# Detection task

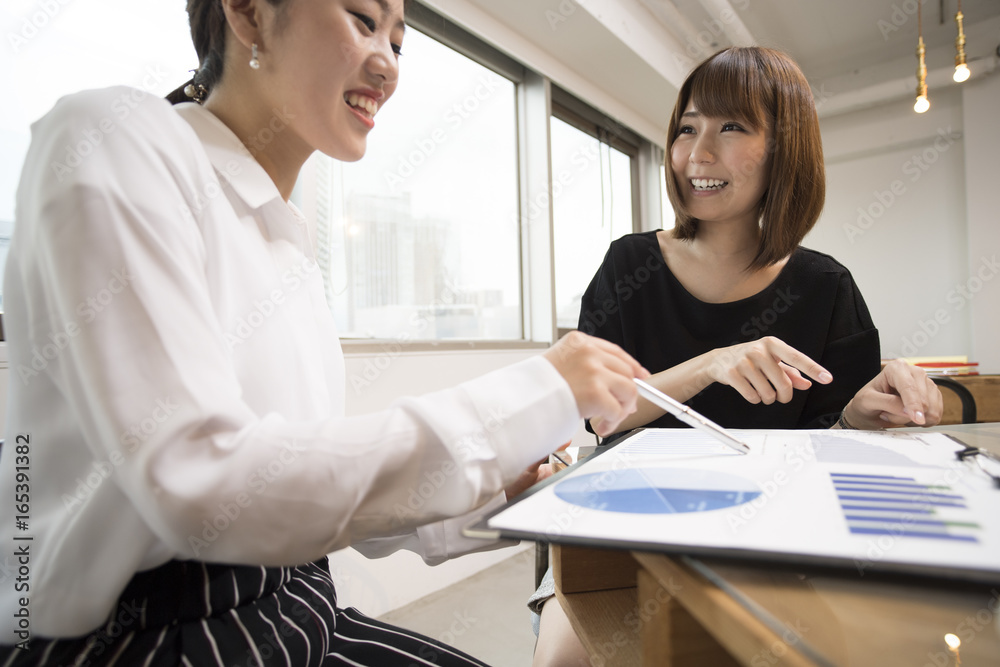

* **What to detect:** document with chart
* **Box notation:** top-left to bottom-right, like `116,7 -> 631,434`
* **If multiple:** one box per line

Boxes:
473,429 -> 1000,582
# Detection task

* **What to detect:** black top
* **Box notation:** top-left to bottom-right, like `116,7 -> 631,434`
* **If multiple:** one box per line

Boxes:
579,231 -> 881,436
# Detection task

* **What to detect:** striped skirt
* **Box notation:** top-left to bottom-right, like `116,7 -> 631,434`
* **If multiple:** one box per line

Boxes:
0,558 -> 490,666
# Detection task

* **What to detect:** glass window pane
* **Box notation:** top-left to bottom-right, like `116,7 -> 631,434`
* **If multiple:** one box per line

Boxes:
552,117 -> 635,330
305,29 -> 521,341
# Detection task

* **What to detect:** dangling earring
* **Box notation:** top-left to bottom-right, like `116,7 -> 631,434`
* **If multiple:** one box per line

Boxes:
249,43 -> 260,70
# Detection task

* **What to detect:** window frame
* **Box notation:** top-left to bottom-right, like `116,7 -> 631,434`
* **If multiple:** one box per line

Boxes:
342,3 -> 665,353
550,88 -> 644,338
339,7 -> 536,352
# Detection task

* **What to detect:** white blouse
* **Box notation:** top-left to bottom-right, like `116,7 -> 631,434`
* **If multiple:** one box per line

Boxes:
0,87 -> 578,639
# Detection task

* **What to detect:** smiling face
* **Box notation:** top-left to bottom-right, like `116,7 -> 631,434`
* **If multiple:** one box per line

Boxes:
258,0 -> 405,162
669,102 -> 771,230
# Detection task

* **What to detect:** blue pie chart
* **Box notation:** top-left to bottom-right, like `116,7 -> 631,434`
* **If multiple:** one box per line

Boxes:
554,468 -> 761,514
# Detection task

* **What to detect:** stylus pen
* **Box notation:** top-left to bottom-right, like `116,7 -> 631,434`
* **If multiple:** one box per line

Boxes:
550,450 -> 572,468
634,378 -> 751,455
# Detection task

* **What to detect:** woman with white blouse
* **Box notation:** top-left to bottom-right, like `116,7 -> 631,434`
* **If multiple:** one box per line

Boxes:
0,0 -> 647,664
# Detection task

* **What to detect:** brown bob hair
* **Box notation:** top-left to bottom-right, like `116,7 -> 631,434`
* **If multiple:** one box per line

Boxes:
664,46 -> 825,270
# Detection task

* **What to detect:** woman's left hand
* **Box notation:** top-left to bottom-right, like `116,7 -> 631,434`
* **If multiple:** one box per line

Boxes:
841,359 -> 943,429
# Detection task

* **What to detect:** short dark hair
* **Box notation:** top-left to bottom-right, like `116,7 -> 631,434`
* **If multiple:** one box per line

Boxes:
664,47 -> 825,270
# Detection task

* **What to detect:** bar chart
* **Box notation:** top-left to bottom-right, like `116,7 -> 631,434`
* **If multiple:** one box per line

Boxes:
831,472 -> 980,543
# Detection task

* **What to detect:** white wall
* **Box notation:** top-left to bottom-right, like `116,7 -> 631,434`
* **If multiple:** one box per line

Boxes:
806,74 -> 1000,372
962,73 -> 1000,374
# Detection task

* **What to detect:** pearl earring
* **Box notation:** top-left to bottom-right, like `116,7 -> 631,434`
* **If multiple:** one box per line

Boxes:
249,43 -> 260,70
183,82 -> 207,103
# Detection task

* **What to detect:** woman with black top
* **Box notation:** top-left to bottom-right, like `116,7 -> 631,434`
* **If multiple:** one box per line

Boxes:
577,233 -> 879,437
531,46 -> 943,666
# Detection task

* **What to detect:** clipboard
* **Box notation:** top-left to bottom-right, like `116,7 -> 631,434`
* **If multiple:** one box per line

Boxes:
464,428 -> 1000,584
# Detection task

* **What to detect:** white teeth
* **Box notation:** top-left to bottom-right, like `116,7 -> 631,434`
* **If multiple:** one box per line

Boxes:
691,178 -> 727,191
345,93 -> 379,117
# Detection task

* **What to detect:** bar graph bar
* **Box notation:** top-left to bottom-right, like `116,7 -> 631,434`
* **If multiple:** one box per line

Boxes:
830,472 -> 980,543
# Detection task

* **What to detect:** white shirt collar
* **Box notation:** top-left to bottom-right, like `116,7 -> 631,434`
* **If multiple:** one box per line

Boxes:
174,102 -> 283,210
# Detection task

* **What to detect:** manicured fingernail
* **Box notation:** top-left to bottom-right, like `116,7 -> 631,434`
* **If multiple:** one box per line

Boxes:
915,410 -> 925,422
818,372 -> 833,383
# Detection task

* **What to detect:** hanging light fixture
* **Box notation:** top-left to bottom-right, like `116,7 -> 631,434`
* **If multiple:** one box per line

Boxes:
953,0 -> 970,82
914,1 -> 930,113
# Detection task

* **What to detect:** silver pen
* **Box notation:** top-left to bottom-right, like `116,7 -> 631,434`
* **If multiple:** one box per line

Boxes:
634,378 -> 751,455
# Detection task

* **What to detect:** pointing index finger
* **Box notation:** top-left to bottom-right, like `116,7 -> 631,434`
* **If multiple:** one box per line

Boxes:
767,339 -> 832,384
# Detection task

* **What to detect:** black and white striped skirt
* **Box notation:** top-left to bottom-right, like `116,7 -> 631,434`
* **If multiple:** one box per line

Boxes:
0,557 -> 490,666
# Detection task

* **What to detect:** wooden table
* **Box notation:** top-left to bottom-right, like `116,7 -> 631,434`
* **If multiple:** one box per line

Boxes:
552,423 -> 1000,666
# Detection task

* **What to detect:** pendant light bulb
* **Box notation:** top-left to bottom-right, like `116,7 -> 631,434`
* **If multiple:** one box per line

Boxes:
953,6 -> 969,83
914,32 -> 929,114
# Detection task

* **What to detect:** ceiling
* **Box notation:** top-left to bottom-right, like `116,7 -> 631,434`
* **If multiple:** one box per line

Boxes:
448,0 -> 1000,140
670,0 -> 1000,80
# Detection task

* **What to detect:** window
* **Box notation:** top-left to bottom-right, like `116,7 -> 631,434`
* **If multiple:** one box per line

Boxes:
296,27 -> 522,341
551,102 -> 640,331
3,1 -> 665,346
